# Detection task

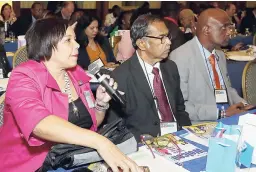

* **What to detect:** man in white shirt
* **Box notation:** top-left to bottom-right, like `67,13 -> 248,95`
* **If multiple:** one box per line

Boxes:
106,14 -> 191,141
104,5 -> 121,27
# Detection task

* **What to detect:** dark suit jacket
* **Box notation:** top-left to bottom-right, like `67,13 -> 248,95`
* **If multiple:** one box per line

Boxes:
56,11 -> 63,19
164,19 -> 186,51
77,37 -> 116,70
10,14 -> 32,36
105,54 -> 191,141
240,12 -> 256,34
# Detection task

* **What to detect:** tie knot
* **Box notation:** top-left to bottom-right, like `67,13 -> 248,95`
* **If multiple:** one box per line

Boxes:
209,54 -> 215,64
152,67 -> 159,75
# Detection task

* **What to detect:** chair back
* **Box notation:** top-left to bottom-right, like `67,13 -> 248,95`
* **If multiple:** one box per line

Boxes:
0,93 -> 5,127
12,46 -> 28,68
242,60 -> 256,104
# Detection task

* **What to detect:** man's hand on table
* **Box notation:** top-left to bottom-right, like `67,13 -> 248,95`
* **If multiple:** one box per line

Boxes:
225,102 -> 254,117
225,102 -> 245,117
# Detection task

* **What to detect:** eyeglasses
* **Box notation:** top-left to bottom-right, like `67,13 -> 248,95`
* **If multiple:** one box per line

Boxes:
144,34 -> 171,44
140,134 -> 183,166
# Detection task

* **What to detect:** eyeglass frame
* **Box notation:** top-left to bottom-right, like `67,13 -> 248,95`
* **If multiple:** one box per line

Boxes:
140,134 -> 183,165
144,33 -> 172,44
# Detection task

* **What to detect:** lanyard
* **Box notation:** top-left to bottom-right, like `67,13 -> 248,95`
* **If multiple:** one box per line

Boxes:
201,45 -> 227,90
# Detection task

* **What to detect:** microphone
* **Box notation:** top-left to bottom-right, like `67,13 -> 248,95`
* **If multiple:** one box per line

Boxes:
88,59 -> 126,107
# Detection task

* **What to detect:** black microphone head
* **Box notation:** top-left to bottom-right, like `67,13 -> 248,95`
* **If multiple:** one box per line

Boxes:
88,58 -> 104,75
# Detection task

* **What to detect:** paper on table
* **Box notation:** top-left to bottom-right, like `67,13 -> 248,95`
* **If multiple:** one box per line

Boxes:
0,78 -> 9,91
181,132 -> 209,147
128,146 -> 189,172
239,113 -> 256,164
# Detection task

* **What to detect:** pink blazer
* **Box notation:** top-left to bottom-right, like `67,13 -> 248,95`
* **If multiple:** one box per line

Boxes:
0,60 -> 98,172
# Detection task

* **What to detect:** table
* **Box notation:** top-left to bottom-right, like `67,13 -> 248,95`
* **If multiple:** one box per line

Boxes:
50,109 -> 256,172
229,35 -> 253,47
4,41 -> 18,52
227,60 -> 248,97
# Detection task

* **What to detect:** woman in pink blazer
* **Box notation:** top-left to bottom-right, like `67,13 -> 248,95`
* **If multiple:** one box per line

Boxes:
0,19 -> 142,172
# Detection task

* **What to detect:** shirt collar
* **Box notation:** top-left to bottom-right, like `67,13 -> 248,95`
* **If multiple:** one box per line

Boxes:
32,16 -> 36,23
136,51 -> 160,74
195,36 -> 216,58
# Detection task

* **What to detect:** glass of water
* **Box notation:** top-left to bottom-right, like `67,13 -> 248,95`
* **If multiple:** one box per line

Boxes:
9,31 -> 15,42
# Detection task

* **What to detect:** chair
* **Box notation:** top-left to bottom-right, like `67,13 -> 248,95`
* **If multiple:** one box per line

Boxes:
113,42 -> 119,58
12,46 -> 28,68
0,93 -> 5,127
253,35 -> 256,46
242,60 -> 256,104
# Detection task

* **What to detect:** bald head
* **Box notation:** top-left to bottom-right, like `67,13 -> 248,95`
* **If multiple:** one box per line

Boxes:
196,9 -> 232,51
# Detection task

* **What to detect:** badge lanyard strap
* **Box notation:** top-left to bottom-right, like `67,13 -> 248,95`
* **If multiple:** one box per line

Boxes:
201,45 -> 230,105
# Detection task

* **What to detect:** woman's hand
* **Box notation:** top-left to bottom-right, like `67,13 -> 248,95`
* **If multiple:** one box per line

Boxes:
97,138 -> 143,172
96,76 -> 117,105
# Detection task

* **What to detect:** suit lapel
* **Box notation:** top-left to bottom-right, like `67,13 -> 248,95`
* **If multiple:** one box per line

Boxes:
130,55 -> 158,116
191,37 -> 213,90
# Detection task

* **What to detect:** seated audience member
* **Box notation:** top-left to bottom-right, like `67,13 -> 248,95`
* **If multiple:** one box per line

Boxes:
56,1 -> 75,20
209,1 -> 220,8
240,8 -> 256,34
42,10 -> 57,19
75,14 -> 117,70
0,41 -> 11,77
10,2 -> 43,36
225,3 -> 245,29
115,10 -> 135,62
0,3 -> 17,25
161,1 -> 186,51
179,9 -> 196,42
0,18 -> 142,172
106,14 -> 191,141
69,10 -> 84,25
104,5 -> 121,27
170,9 -> 253,122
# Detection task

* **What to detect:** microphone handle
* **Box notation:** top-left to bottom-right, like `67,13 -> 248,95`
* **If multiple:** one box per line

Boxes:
100,78 -> 126,107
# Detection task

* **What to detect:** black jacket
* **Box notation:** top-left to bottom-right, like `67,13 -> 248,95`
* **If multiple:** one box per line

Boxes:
105,54 -> 191,141
164,18 -> 186,51
77,37 -> 116,70
10,14 -> 33,36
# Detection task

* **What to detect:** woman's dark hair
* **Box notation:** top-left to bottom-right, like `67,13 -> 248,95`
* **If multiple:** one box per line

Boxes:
1,3 -> 11,20
130,14 -> 163,49
26,18 -> 69,61
75,14 -> 104,47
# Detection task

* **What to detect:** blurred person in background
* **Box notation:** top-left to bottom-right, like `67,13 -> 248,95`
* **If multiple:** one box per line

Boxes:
10,2 -> 43,36
179,9 -> 197,42
75,14 -> 117,70
0,3 -> 16,25
104,5 -> 121,27
161,1 -> 186,51
69,11 -> 84,25
56,1 -> 75,20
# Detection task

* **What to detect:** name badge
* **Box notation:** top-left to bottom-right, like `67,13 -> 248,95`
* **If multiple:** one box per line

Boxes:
160,122 -> 177,136
215,89 -> 228,103
84,91 -> 95,108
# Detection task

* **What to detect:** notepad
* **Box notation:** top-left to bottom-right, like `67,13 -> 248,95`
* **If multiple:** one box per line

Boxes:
128,146 -> 189,172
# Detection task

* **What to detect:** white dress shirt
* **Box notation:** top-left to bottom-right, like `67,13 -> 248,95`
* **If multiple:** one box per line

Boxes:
136,51 -> 176,121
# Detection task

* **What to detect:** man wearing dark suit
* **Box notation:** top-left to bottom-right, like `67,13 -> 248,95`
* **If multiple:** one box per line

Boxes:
10,2 -> 43,36
160,1 -> 186,51
56,1 -> 75,20
106,14 -> 191,141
